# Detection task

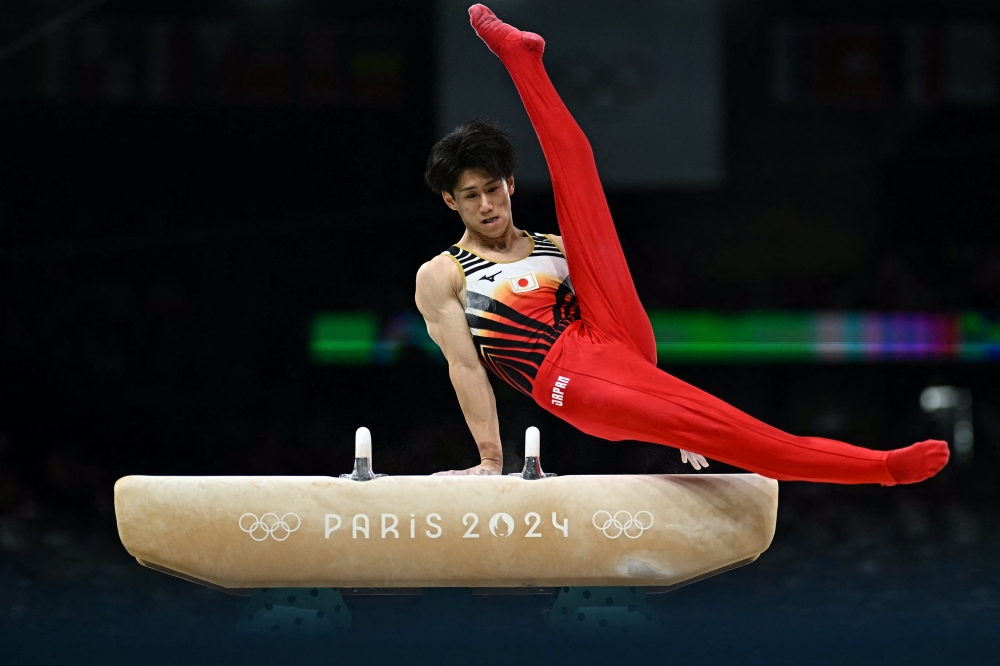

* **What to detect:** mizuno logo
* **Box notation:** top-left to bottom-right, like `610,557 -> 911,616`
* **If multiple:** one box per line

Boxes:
479,270 -> 502,282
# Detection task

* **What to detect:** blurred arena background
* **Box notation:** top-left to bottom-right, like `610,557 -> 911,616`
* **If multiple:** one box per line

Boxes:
0,0 -> 998,661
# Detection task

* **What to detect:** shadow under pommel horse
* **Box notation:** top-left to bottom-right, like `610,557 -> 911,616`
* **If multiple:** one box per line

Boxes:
114,427 -> 778,635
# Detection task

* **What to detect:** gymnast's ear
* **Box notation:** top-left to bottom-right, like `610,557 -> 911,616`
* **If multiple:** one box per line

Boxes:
441,189 -> 459,211
506,175 -> 515,196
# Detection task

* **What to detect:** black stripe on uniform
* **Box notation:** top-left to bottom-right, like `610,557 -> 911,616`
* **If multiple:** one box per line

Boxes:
465,291 -> 558,338
466,314 -> 558,344
449,246 -> 497,277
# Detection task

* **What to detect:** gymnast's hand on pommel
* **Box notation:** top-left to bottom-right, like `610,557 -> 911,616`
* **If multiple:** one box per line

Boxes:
680,449 -> 709,471
416,255 -> 504,476
431,457 -> 502,476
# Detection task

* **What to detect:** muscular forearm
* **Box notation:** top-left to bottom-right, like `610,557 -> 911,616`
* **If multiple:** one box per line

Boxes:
448,361 -> 503,467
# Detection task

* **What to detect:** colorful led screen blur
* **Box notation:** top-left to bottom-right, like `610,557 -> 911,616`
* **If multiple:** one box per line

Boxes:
310,311 -> 1000,365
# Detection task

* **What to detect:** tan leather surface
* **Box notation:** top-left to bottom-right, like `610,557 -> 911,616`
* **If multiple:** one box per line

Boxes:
114,474 -> 778,589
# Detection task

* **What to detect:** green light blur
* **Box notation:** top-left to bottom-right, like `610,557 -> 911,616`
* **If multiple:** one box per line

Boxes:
960,312 -> 1000,361
310,312 -> 379,365
648,311 -> 815,361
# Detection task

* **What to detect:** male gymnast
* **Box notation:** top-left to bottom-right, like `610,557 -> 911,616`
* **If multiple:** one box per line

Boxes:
415,4 -> 949,484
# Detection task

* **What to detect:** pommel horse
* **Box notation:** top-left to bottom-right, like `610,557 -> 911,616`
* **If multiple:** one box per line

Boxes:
115,428 -> 778,633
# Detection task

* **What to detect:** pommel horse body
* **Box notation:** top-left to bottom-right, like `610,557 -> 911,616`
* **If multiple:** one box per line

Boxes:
114,428 -> 778,599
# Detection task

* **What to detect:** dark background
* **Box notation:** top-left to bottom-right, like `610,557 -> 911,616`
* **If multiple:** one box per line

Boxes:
1,0 -> 998,662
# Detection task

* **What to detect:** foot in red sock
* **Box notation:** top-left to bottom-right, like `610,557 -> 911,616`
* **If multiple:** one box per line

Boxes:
469,4 -> 545,59
886,439 -> 950,484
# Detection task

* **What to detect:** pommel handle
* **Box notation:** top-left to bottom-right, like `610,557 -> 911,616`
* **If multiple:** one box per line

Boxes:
355,427 -> 372,461
525,426 -> 540,458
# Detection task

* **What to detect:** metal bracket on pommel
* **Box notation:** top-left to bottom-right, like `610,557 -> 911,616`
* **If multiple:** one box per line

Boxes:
339,427 -> 386,482
510,426 -> 556,480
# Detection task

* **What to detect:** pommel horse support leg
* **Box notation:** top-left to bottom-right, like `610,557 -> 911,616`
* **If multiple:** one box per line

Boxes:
115,427 -> 778,635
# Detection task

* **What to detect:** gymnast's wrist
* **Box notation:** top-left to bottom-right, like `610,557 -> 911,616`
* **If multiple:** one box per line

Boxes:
479,455 -> 502,470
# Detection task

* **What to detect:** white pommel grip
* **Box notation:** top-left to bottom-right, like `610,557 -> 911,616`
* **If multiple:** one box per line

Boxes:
525,426 -> 540,458
355,427 -> 372,461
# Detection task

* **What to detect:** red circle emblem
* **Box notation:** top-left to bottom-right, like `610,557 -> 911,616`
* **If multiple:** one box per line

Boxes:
517,278 -> 529,288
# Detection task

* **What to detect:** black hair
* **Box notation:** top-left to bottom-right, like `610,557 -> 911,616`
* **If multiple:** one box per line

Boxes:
424,119 -> 517,195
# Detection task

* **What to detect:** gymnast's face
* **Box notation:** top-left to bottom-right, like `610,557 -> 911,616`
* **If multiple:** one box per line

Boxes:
441,168 -> 515,238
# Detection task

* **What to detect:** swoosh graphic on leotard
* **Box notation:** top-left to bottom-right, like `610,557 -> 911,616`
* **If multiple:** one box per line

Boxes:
460,279 -> 580,395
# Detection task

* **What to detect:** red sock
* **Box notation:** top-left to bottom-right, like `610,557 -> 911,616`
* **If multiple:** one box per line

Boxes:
469,4 -> 546,60
886,440 -> 950,484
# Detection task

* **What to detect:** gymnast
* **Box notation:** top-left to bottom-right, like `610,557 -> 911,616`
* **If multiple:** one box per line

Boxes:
415,4 -> 949,484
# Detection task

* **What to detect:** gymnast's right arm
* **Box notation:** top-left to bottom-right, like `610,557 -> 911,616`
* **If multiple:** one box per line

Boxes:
415,256 -> 503,476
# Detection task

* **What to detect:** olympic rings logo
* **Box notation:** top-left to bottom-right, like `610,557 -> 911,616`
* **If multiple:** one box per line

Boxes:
591,510 -> 654,539
239,512 -> 301,542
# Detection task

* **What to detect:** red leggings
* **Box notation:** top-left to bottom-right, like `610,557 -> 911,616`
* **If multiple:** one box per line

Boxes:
470,5 -> 946,484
